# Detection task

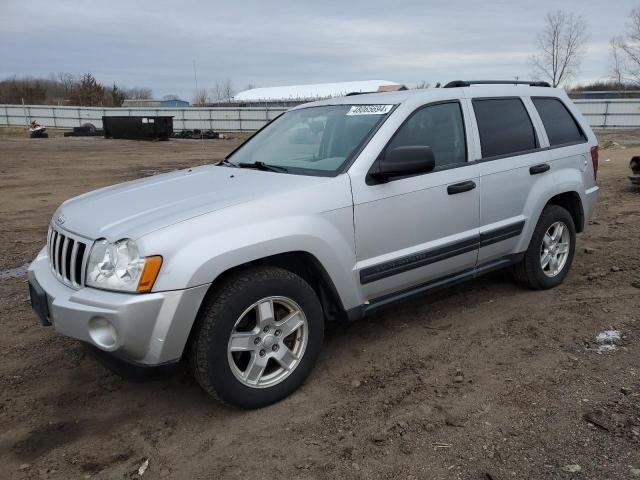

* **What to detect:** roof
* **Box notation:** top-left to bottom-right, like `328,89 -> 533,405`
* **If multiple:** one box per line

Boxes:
234,80 -> 402,101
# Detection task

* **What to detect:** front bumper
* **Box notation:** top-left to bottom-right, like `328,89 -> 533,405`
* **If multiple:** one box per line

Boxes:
28,248 -> 209,365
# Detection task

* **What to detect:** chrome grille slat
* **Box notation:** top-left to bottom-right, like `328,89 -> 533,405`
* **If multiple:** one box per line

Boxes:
52,231 -> 60,274
79,244 -> 88,287
69,241 -> 79,286
47,227 -> 53,266
60,236 -> 69,280
57,234 -> 65,277
47,224 -> 90,289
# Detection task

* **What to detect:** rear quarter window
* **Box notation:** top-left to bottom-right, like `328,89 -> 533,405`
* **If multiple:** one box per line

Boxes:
532,97 -> 586,147
472,98 -> 538,158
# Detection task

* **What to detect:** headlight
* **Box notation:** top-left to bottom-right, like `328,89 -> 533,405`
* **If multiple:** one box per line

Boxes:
86,239 -> 162,293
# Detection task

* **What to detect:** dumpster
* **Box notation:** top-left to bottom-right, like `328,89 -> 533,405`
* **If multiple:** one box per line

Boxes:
102,116 -> 173,140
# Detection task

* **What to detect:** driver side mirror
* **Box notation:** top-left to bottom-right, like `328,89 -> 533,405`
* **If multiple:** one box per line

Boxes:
371,146 -> 436,182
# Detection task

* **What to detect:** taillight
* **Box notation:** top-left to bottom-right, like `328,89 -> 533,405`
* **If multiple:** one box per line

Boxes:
590,145 -> 599,181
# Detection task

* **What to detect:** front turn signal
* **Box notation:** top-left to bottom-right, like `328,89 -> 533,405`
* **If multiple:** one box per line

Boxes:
137,256 -> 163,293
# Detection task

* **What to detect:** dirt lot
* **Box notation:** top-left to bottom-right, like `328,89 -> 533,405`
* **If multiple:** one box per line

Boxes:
1,130 -> 639,480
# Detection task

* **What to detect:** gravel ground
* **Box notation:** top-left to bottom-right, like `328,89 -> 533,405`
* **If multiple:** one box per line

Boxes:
0,130 -> 639,480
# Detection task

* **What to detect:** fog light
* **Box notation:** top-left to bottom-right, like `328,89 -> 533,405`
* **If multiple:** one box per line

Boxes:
88,317 -> 118,349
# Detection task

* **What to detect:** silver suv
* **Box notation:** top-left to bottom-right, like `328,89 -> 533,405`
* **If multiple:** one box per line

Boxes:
28,80 -> 599,408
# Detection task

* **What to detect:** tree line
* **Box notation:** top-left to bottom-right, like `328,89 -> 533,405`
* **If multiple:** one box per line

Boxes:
0,72 -> 156,106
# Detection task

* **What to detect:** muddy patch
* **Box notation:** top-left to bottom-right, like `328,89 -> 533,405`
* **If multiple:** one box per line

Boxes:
10,421 -> 84,461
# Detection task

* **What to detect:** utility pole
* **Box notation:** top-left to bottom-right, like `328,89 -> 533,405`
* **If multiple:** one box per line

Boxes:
193,60 -> 199,98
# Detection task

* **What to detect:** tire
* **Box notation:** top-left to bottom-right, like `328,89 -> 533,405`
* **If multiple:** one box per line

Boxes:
190,266 -> 324,408
512,205 -> 576,290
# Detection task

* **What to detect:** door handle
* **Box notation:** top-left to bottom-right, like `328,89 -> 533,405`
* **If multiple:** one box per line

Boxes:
529,163 -> 550,175
447,180 -> 476,195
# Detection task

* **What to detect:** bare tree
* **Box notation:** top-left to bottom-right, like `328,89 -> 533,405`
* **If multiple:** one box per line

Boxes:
413,81 -> 431,89
192,88 -> 209,106
162,94 -> 180,101
614,8 -> 640,85
206,79 -> 235,103
610,37 -> 626,87
209,83 -> 223,103
531,11 -> 588,87
220,78 -> 235,102
123,86 -> 153,100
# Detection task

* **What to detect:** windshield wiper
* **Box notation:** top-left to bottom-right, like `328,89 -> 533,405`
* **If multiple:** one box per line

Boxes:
237,161 -> 288,173
217,159 -> 238,168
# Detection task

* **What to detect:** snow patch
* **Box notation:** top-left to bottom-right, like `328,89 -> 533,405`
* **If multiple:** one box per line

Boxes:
0,263 -> 30,280
595,330 -> 621,353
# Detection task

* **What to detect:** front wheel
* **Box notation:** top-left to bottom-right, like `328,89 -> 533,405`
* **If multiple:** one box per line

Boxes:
190,267 -> 324,408
512,205 -> 576,290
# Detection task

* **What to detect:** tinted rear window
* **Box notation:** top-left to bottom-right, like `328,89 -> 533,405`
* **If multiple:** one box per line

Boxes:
473,98 -> 537,158
532,97 -> 586,146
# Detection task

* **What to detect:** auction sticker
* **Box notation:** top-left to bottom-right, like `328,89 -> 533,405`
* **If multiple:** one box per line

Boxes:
346,105 -> 393,115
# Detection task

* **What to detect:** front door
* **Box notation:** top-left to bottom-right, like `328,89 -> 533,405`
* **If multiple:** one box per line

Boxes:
350,101 -> 481,301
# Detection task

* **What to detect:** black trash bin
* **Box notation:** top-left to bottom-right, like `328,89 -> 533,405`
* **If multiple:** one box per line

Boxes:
102,116 -> 173,140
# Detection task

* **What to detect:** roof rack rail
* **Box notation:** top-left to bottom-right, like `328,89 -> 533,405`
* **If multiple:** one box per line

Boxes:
345,91 -> 375,96
443,80 -> 551,88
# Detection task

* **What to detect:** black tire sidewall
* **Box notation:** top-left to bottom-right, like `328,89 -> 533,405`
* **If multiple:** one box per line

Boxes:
526,206 -> 576,289
202,272 -> 324,408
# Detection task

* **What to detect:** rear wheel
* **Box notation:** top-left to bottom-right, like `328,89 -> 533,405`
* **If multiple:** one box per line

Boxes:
512,205 -> 576,290
190,266 -> 324,408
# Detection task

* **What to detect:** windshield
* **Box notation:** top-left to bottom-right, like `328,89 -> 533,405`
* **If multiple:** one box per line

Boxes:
227,104 -> 394,175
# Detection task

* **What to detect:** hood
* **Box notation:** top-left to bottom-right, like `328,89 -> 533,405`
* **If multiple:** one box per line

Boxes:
54,165 -> 328,240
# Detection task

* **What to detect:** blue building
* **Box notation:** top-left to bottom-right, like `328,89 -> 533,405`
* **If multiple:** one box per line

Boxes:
122,99 -> 190,108
160,99 -> 190,107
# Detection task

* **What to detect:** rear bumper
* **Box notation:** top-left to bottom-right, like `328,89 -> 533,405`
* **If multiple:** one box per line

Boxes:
28,248 -> 209,365
584,185 -> 599,222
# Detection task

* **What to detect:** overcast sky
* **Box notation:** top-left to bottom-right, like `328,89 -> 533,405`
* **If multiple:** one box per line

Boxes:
1,0 -> 637,100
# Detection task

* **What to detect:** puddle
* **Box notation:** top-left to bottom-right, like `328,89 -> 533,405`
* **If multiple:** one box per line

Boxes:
595,330 -> 621,353
0,263 -> 30,280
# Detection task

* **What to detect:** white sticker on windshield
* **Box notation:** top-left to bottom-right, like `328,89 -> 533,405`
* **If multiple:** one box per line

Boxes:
346,105 -> 393,115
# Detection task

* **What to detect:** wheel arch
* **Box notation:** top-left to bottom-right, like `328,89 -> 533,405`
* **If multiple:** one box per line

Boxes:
203,251 -> 348,322
544,190 -> 584,233
517,187 -> 585,254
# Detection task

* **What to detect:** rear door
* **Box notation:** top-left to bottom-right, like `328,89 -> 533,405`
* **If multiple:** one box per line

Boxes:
530,96 -> 590,188
470,97 -> 552,265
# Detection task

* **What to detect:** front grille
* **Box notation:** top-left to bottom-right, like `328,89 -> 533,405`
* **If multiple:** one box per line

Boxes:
47,225 -> 89,288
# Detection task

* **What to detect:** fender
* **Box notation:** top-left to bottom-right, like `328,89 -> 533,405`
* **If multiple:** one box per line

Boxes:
137,174 -> 363,311
516,170 -> 585,253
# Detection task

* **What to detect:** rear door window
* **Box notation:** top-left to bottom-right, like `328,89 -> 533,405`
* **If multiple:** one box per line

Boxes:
472,98 -> 538,158
532,97 -> 586,146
